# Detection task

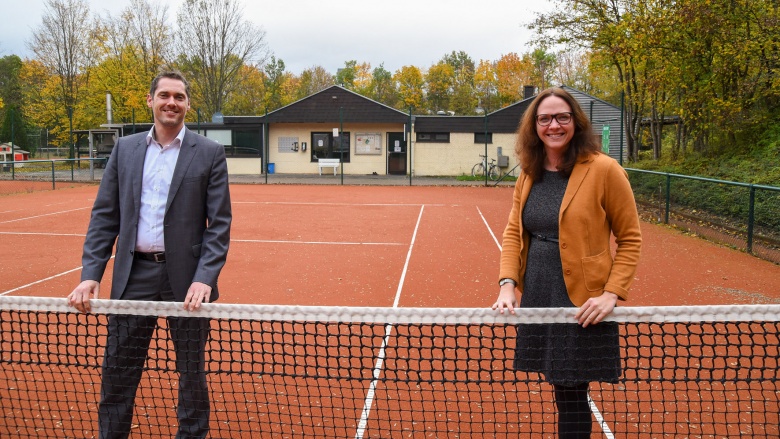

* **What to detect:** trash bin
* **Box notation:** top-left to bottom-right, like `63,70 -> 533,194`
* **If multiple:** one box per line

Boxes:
267,163 -> 275,174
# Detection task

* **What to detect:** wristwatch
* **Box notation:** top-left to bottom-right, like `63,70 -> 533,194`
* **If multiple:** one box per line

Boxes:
498,278 -> 516,287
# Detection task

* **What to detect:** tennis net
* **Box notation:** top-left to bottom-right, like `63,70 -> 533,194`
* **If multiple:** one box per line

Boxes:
1,296 -> 778,438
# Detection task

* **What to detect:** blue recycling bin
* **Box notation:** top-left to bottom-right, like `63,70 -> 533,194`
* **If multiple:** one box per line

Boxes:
267,163 -> 275,174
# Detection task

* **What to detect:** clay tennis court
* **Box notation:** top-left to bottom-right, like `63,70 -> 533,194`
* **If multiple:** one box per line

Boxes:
2,183 -> 779,305
1,183 -> 779,437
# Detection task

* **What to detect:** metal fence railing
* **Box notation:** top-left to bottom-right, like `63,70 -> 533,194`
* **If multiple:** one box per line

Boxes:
627,168 -> 780,264
0,159 -> 106,195
2,160 -> 777,264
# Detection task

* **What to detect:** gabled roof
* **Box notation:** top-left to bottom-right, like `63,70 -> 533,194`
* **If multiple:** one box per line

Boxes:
0,143 -> 30,154
413,86 -> 621,134
414,99 -> 531,133
412,115 -> 486,132
263,85 -> 408,124
483,99 -> 533,132
560,85 -> 620,110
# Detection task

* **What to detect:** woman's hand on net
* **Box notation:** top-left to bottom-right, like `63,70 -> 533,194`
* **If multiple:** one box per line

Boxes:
491,286 -> 518,315
575,291 -> 618,327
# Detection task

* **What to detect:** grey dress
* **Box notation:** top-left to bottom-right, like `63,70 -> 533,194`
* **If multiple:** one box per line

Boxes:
513,170 -> 620,386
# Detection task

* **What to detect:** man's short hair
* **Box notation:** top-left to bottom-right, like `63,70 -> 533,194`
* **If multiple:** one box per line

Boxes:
150,70 -> 191,98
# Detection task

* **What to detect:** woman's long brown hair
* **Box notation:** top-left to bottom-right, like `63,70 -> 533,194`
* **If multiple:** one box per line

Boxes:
515,87 -> 601,181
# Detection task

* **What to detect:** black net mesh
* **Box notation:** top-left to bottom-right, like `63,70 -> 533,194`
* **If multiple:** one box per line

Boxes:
1,297 -> 778,438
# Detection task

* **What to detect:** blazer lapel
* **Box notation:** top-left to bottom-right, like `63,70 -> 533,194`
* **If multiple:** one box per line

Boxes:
131,136 -> 147,215
560,156 -> 593,218
166,129 -> 197,212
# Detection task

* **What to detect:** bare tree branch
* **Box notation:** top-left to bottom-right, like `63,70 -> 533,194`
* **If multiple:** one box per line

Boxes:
175,0 -> 269,116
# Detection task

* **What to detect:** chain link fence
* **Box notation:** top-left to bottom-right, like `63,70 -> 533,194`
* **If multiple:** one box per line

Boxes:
627,168 -> 780,264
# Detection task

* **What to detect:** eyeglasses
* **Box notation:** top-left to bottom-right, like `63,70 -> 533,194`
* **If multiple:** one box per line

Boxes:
536,112 -> 573,126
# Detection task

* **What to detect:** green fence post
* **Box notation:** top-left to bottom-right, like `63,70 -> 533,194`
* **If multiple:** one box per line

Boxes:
50,160 -> 55,190
409,106 -> 413,186
747,185 -> 755,254
484,113 -> 489,187
665,173 -> 671,224
10,108 -> 15,180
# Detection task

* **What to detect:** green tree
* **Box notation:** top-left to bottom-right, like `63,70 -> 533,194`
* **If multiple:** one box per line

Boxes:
353,62 -> 373,97
531,0 -> 780,161
393,65 -> 423,110
425,62 -> 453,113
0,106 -> 30,152
441,51 -> 476,115
0,55 -> 24,108
495,52 -> 533,107
370,64 -> 397,107
175,0 -> 269,118
263,56 -> 287,111
530,47 -> 557,90
223,64 -> 266,115
336,60 -> 357,89
296,65 -> 335,100
474,60 -> 497,113
20,60 -> 65,145
0,55 -> 30,151
531,1 -> 649,161
29,0 -> 97,152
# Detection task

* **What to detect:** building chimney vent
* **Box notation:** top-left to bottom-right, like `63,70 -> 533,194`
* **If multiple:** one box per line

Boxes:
523,85 -> 536,100
106,91 -> 113,124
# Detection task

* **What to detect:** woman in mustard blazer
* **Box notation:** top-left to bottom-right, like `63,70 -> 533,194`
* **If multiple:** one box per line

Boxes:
492,87 -> 641,438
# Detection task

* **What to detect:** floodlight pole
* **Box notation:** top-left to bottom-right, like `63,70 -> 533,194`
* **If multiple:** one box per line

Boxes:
409,106 -> 413,186
8,108 -> 16,179
484,112 -> 489,186
68,106 -> 74,181
264,107 -> 269,184
620,91 -> 625,166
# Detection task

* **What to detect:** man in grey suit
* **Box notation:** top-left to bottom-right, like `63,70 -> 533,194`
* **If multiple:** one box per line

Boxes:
68,70 -> 232,439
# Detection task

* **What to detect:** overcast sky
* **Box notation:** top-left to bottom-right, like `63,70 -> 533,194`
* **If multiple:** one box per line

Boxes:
1,0 -> 555,75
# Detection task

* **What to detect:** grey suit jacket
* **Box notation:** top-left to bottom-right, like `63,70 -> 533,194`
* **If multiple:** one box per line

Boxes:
80,128 -> 232,302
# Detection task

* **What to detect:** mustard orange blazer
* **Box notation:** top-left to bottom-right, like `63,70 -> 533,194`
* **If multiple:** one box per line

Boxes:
499,153 -> 642,306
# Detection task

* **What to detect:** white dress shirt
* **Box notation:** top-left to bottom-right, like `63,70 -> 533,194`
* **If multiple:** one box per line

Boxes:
135,127 -> 185,252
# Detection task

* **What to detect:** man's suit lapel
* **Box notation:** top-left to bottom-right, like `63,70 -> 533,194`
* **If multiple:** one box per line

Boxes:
166,128 -> 197,212
130,136 -> 147,215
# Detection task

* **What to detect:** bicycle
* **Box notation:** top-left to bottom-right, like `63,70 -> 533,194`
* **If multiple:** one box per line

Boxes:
471,154 -> 500,180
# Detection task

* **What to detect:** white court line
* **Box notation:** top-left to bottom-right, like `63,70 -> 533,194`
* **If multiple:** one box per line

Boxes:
0,231 -> 86,237
0,237 -> 399,298
232,239 -> 403,246
477,206 -> 502,251
0,255 -> 114,297
479,207 -> 615,437
355,205 -> 425,439
589,394 -> 614,438
0,206 -> 91,224
233,201 -> 446,207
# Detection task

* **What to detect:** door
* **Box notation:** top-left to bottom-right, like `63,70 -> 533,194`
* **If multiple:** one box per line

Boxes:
387,132 -> 406,175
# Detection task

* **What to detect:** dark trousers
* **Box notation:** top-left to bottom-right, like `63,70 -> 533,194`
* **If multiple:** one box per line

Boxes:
98,259 -> 211,439
553,383 -> 592,439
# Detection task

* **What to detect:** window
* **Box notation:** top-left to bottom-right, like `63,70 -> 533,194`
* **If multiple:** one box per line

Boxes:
416,132 -> 450,143
474,132 -> 493,144
228,129 -> 262,157
311,132 -> 351,162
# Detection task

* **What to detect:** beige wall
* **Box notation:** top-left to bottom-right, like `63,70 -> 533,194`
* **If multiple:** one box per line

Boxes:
226,123 -> 520,177
226,158 -> 262,175
267,123 -> 404,175
411,132 -> 519,177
